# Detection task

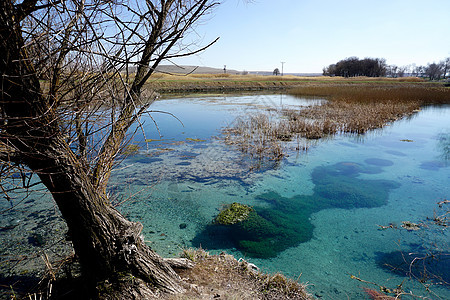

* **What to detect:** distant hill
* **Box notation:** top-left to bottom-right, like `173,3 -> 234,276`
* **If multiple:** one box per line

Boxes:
152,65 -> 321,77
247,71 -> 322,77
154,65 -> 241,75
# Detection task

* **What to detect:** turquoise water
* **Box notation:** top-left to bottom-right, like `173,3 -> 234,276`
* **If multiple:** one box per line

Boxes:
0,93 -> 447,298
111,94 -> 450,299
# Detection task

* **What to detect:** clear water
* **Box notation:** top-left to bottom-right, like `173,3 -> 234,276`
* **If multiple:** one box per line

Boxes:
111,94 -> 450,299
1,93 -> 448,299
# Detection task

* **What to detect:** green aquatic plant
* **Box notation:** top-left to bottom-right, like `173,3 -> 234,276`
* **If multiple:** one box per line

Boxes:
234,210 -> 279,239
203,161 -> 400,258
215,202 -> 253,225
308,162 -> 399,209
235,207 -> 314,258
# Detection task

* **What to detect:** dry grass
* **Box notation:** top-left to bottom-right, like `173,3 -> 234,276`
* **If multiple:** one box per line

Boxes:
223,82 -> 450,162
147,73 -> 427,83
165,249 -> 312,300
289,83 -> 449,104
223,114 -> 288,165
288,83 -> 449,134
140,72 -> 438,94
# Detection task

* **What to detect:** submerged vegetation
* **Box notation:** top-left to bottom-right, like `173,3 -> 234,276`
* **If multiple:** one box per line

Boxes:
371,200 -> 450,296
215,203 -> 253,225
223,82 -> 450,163
194,161 -> 400,258
3,74 -> 448,298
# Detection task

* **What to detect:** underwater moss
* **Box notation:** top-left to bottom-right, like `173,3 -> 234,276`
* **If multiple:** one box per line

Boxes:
215,202 -> 253,225
239,239 -> 279,258
311,162 -> 400,209
234,210 -> 279,239
223,204 -> 315,258
195,161 -> 400,259
233,211 -> 309,258
420,160 -> 447,171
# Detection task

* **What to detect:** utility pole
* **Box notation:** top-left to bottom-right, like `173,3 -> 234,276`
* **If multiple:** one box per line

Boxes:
281,61 -> 285,76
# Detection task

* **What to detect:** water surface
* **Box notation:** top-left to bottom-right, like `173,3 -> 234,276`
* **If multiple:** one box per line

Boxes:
1,93 -> 448,299
112,94 -> 450,299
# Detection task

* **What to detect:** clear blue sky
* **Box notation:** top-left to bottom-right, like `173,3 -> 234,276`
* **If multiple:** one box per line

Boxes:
173,0 -> 450,73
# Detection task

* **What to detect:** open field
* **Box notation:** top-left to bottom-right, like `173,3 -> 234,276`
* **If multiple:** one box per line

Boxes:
145,73 -> 436,94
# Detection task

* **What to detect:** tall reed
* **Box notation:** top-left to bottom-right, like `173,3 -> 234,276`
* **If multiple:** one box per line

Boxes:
223,83 -> 450,163
289,83 -> 450,104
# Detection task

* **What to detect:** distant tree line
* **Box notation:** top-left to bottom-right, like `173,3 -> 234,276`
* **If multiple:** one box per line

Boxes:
323,57 -> 450,80
323,57 -> 387,77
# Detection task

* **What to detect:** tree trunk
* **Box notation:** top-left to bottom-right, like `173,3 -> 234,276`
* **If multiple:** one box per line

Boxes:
1,2 -> 184,297
26,139 -> 185,297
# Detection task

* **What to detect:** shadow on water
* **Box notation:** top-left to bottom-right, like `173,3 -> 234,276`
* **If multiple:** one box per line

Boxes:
192,160 -> 400,258
375,249 -> 450,288
0,274 -> 90,299
0,275 -> 41,298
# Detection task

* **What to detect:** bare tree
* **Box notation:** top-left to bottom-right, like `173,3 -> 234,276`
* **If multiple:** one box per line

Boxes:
1,0 -> 218,298
441,57 -> 450,79
396,66 -> 408,78
425,62 -> 444,80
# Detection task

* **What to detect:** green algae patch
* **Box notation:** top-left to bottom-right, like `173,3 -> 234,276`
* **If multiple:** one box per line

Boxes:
311,162 -> 400,209
234,207 -> 314,258
194,161 -> 400,259
215,202 -> 253,225
213,203 -> 314,258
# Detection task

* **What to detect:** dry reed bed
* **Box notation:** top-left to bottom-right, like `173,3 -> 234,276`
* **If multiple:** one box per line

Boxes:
223,114 -> 285,163
223,83 -> 450,163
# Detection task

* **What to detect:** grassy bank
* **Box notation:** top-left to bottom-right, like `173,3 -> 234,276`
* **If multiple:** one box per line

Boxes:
145,73 -> 434,94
